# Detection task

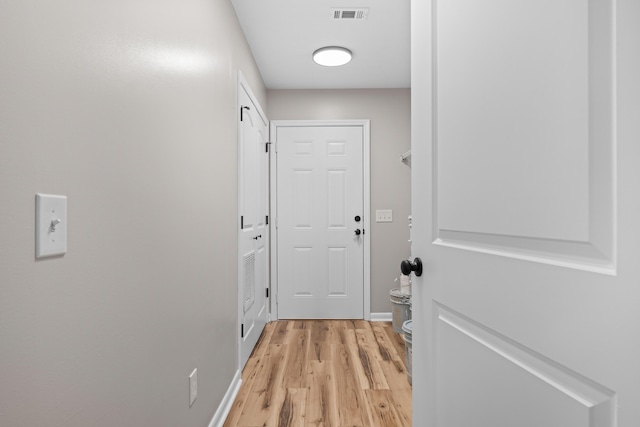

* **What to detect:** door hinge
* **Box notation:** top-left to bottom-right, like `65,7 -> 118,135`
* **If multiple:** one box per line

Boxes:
266,288 -> 269,298
240,105 -> 250,121
266,215 -> 269,225
241,323 -> 244,338
240,215 -> 244,229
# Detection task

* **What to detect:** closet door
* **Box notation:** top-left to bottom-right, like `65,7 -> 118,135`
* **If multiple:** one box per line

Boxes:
238,74 -> 269,369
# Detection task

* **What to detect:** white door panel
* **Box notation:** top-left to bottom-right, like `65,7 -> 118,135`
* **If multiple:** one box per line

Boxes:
274,123 -> 367,319
411,0 -> 639,426
238,74 -> 269,369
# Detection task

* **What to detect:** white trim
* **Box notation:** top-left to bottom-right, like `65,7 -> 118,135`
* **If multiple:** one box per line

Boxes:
236,72 -> 243,377
270,120 -> 372,321
238,71 -> 268,126
363,122 -> 371,320
207,370 -> 242,427
269,121 -> 278,320
370,312 -> 393,322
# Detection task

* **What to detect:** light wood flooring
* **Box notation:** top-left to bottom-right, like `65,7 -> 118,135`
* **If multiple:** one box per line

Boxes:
223,320 -> 412,427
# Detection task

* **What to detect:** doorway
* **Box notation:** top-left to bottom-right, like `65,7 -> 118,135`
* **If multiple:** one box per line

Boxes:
237,72 -> 270,369
270,120 -> 371,319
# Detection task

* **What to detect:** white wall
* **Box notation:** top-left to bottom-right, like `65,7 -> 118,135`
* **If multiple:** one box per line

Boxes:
267,89 -> 412,314
0,0 -> 265,425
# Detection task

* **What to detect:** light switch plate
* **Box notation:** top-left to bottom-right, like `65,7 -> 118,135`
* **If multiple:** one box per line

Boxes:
36,194 -> 67,258
375,209 -> 393,223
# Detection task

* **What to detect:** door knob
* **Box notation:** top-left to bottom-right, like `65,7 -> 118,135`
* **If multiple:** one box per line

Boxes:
401,257 -> 423,277
252,234 -> 262,240
354,229 -> 361,236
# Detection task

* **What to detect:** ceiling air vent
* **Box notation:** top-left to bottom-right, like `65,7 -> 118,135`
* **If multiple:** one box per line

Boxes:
331,8 -> 369,20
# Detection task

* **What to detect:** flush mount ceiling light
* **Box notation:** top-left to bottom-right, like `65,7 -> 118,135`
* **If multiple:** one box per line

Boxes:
312,46 -> 352,67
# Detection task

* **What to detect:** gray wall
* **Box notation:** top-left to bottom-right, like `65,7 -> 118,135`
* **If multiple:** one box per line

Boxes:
0,0 -> 265,425
267,89 -> 412,314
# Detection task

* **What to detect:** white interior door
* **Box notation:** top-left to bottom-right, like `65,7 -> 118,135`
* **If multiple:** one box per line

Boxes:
238,74 -> 269,369
273,121 -> 369,319
411,0 -> 640,426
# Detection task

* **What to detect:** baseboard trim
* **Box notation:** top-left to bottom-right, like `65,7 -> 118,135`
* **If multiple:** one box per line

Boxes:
370,312 -> 392,322
208,369 -> 242,427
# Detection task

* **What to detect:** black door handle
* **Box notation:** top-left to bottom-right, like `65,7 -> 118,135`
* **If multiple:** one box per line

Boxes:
252,234 -> 262,240
401,257 -> 423,277
354,229 -> 361,236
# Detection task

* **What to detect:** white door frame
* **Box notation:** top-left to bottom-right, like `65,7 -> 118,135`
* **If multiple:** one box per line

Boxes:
270,120 -> 371,320
236,70 -> 270,370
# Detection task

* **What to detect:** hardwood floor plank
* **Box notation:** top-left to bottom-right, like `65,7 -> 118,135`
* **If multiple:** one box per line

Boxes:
308,320 -> 343,361
241,352 -> 261,383
327,320 -> 347,345
364,389 -> 407,427
250,321 -> 276,359
310,320 -> 343,345
344,319 -> 369,329
387,387 -> 413,427
270,320 -> 293,345
237,344 -> 289,427
282,329 -> 311,388
274,388 -> 307,427
309,340 -> 333,361
224,342 -> 272,427
384,321 -> 407,362
222,357 -> 257,427
378,359 -> 411,392
292,320 -> 307,329
341,329 -> 367,389
332,343 -> 368,426
304,360 -> 339,427
343,329 -> 389,390
354,329 -> 390,390
371,322 -> 402,363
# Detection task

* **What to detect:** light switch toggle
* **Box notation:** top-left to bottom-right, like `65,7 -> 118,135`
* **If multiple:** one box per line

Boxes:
50,219 -> 62,232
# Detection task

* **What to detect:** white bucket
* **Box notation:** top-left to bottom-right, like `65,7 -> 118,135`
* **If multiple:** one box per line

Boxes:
402,319 -> 413,385
390,288 -> 411,333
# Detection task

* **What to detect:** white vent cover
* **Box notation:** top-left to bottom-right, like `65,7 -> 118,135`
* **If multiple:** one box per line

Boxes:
242,252 -> 255,314
331,8 -> 369,20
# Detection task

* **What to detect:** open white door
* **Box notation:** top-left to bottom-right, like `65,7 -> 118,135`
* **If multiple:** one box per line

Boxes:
238,73 -> 269,369
411,0 -> 640,426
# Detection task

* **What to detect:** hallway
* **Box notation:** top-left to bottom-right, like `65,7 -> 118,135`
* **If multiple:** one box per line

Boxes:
224,320 -> 412,427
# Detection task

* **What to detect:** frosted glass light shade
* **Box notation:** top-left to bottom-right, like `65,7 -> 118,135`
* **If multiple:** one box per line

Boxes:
312,46 -> 352,67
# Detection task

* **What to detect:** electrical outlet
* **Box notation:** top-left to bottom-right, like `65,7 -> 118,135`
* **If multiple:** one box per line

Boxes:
189,369 -> 197,407
375,209 -> 393,223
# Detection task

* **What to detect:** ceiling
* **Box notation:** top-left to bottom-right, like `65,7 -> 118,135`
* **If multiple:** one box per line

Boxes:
231,0 -> 411,90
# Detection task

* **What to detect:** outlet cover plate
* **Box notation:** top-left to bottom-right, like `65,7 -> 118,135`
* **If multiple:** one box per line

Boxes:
189,368 -> 197,407
36,194 -> 67,258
